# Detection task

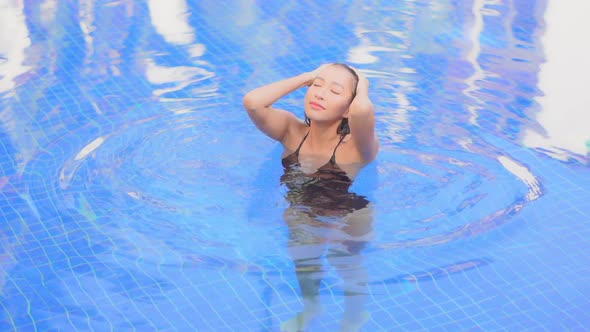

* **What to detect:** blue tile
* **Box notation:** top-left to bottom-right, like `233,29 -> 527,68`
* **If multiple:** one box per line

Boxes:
1,0 -> 590,331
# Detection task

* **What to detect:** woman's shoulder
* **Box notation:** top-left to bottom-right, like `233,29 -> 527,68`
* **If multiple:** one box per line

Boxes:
282,121 -> 308,152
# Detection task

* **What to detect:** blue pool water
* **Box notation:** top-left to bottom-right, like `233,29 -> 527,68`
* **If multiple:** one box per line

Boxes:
1,0 -> 590,331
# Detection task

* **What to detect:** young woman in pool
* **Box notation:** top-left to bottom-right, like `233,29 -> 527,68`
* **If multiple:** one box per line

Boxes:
243,63 -> 379,181
244,63 -> 379,332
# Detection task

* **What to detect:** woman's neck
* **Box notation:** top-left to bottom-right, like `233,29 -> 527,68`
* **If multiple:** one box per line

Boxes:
307,122 -> 342,150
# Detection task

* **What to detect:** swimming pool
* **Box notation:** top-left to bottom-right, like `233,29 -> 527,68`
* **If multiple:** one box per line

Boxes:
1,0 -> 590,331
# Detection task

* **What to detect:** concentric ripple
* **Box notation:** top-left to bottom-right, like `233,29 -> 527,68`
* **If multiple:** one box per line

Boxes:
53,102 -> 543,269
372,143 -> 542,250
56,104 -> 275,267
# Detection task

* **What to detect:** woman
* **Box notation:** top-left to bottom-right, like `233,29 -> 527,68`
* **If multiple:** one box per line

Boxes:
243,63 -> 379,332
243,63 -> 378,178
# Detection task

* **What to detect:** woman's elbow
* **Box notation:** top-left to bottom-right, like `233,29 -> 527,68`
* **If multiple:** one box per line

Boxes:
243,92 -> 269,114
243,93 -> 256,112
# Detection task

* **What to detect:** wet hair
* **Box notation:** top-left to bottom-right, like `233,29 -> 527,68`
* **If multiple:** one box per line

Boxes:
332,63 -> 359,101
304,63 -> 359,136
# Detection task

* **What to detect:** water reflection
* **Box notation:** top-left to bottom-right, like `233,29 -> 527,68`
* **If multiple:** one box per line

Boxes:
145,0 -> 216,99
523,0 -> 590,162
78,0 -> 134,81
0,0 -> 51,174
0,1 -> 31,96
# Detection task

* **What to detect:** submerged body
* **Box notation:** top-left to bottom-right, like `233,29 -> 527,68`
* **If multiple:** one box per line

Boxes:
281,130 -> 370,216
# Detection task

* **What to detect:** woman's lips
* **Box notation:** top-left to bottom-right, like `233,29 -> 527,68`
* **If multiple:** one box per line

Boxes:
309,102 -> 325,110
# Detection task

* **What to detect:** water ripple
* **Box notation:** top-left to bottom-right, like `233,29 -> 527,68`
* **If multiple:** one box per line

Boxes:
373,145 -> 542,250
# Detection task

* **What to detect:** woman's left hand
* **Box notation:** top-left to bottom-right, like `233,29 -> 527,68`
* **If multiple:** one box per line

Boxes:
353,68 -> 369,92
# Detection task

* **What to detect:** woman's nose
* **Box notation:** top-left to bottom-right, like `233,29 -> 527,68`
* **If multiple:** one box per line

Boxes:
314,88 -> 326,99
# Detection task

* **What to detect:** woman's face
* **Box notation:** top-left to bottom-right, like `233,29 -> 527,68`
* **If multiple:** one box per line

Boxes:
305,65 -> 356,124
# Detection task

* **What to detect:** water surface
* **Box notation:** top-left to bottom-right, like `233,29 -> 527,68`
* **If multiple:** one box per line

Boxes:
1,1 -> 589,331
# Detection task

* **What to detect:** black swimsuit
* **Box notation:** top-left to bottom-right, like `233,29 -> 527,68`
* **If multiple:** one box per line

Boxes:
281,131 -> 369,216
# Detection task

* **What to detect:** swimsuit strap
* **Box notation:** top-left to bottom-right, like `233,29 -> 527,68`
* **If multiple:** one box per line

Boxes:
296,131 -> 347,164
329,134 -> 348,164
294,131 -> 310,156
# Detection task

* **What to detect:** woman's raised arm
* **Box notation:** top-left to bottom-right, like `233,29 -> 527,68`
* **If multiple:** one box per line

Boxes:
348,72 -> 379,162
243,65 -> 330,142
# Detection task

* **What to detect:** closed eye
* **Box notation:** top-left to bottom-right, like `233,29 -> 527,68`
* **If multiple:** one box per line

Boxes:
313,77 -> 325,87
